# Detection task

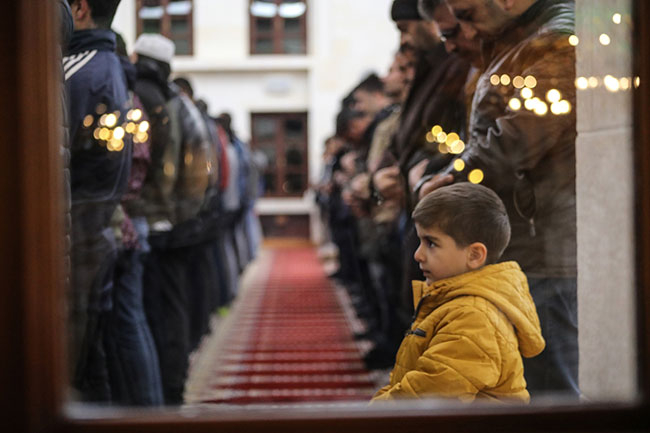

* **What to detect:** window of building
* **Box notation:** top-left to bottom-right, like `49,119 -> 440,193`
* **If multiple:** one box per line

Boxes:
251,112 -> 308,197
249,0 -> 307,55
136,0 -> 193,56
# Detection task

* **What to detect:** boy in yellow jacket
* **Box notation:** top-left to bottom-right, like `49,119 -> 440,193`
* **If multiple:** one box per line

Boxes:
372,183 -> 545,403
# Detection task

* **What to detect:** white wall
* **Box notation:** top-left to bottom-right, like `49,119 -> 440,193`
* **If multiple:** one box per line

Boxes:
575,0 -> 637,401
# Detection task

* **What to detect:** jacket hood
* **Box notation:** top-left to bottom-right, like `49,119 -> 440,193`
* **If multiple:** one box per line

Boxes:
68,29 -> 116,55
412,262 -> 545,358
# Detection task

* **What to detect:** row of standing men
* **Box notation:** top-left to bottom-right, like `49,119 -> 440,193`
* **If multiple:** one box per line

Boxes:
316,0 -> 579,400
59,0 -> 265,406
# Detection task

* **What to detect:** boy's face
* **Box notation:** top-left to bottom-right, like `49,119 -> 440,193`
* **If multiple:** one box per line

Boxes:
414,223 -> 473,284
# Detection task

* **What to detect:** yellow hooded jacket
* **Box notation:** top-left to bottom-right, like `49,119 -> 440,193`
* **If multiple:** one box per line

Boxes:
372,262 -> 545,403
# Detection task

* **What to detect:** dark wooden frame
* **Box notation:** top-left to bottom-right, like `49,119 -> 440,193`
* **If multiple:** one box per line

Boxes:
2,0 -> 650,431
135,0 -> 194,56
251,112 -> 309,198
249,0 -> 308,55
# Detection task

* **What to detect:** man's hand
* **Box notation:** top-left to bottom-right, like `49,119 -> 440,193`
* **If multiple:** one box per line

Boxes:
340,151 -> 358,175
408,159 -> 429,192
350,173 -> 371,200
373,165 -> 403,201
418,173 -> 454,200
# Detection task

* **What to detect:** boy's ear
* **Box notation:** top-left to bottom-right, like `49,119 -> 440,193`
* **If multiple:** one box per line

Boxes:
467,242 -> 487,270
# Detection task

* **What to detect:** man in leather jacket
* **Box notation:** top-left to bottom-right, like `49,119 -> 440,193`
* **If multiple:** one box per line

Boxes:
417,0 -> 579,398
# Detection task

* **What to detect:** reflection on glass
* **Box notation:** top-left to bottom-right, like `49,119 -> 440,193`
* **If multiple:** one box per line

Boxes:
61,0 -> 639,415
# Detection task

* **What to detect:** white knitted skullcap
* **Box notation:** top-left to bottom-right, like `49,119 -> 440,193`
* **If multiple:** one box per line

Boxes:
133,34 -> 175,64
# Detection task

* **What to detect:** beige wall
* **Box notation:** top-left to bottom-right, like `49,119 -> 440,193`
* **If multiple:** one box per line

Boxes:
576,0 -> 637,400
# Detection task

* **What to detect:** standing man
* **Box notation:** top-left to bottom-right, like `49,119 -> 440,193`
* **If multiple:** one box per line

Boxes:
418,0 -> 579,398
131,34 -> 210,404
64,0 -> 131,402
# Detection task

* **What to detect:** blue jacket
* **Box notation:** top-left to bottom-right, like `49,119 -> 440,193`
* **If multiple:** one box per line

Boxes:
65,29 -> 132,208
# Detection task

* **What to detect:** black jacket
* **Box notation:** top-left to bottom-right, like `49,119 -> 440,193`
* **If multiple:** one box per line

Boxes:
64,29 -> 132,232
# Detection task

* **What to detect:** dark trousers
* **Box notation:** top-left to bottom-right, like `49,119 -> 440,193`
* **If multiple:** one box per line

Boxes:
213,231 -> 233,308
69,226 -> 116,403
105,249 -> 164,406
187,240 -> 220,352
523,277 -> 580,399
143,246 -> 192,405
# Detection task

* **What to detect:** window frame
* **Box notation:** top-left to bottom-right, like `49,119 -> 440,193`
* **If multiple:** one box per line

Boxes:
136,0 -> 194,56
251,112 -> 309,198
249,0 -> 308,55
4,0 -> 650,432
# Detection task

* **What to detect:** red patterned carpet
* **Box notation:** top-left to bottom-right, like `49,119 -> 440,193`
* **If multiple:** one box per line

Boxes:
185,245 -> 377,406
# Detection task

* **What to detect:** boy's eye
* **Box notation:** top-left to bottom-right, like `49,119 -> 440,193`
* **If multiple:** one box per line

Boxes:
427,240 -> 437,248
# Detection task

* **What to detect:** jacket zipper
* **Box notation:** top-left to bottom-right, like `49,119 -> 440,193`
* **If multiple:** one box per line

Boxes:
405,294 -> 430,336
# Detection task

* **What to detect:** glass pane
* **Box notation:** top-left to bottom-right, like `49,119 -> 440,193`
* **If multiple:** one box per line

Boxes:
65,0 -> 642,416
171,17 -> 189,35
255,17 -> 273,33
285,118 -> 304,139
259,144 -> 276,166
254,37 -> 274,54
283,37 -> 304,54
285,146 -> 303,167
253,117 -> 277,140
142,19 -> 161,34
173,38 -> 191,55
284,17 -> 301,33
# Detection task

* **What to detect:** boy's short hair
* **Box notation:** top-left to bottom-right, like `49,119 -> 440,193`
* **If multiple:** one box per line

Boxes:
69,0 -> 121,29
412,182 -> 511,264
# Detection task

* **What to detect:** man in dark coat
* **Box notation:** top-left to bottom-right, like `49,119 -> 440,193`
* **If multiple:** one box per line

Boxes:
130,34 -> 210,404
64,0 -> 131,402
